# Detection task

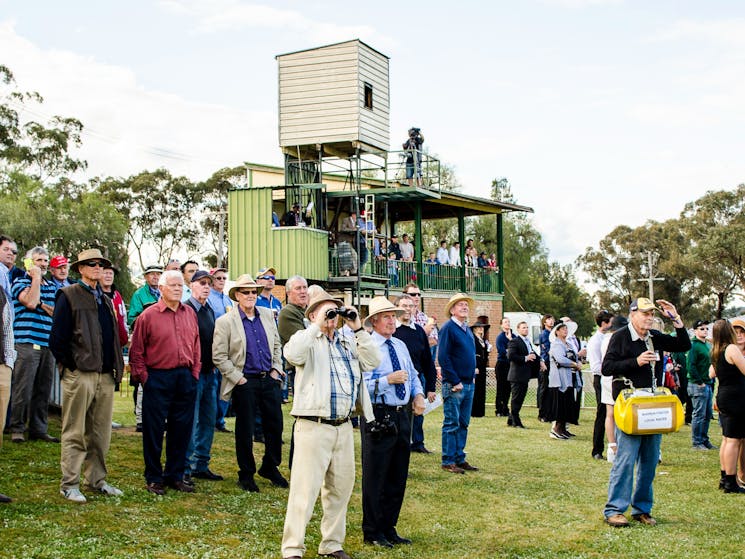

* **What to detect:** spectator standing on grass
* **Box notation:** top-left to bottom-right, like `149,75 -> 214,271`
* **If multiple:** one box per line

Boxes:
212,274 -> 286,493
602,297 -> 690,528
471,320 -> 491,418
710,319 -> 745,493
361,296 -> 425,549
129,270 -> 201,496
394,294 -> 437,454
402,282 -> 439,376
48,255 -> 71,291
280,289 -> 379,559
439,293 -> 479,474
179,260 -> 199,302
9,246 -> 59,444
537,314 -> 555,422
208,267 -> 233,434
0,276 -> 16,503
688,320 -> 716,451
588,310 -> 614,459
600,315 -> 628,464
546,321 -> 582,440
495,317 -> 514,418
0,235 -> 17,301
50,249 -> 126,503
183,270 -> 224,484
99,264 -> 128,346
507,320 -> 544,429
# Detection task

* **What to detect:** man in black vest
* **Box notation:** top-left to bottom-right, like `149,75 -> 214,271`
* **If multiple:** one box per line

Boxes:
50,249 -> 125,503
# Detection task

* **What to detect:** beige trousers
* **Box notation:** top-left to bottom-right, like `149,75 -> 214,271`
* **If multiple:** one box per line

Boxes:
0,364 -> 11,447
281,419 -> 356,557
60,369 -> 115,490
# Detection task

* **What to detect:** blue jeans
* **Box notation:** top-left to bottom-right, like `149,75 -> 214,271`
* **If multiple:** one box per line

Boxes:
604,428 -> 661,518
687,383 -> 713,446
441,381 -> 474,466
186,370 -> 218,475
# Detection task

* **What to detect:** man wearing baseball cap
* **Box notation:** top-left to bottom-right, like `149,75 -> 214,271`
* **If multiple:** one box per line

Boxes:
688,319 -> 715,451
48,256 -> 71,291
602,297 -> 690,527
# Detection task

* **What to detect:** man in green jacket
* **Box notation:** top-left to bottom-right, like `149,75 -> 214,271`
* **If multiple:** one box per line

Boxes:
687,320 -> 715,450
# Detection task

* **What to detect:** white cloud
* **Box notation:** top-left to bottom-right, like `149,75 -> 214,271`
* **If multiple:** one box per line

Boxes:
158,0 -> 395,48
650,18 -> 745,47
0,20 -> 280,181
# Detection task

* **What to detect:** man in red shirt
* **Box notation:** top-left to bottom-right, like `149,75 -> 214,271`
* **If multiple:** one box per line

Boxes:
129,270 -> 201,495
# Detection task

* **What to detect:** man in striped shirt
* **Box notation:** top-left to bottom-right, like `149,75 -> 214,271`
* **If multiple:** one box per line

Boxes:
9,246 -> 59,444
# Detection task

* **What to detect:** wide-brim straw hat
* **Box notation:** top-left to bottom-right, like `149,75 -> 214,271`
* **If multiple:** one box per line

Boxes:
549,320 -> 578,343
444,292 -> 475,315
70,248 -> 112,272
305,289 -> 343,318
364,296 -> 404,327
228,274 -> 260,301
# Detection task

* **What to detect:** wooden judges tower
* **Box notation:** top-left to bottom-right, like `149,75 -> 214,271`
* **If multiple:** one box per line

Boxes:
228,39 -> 532,316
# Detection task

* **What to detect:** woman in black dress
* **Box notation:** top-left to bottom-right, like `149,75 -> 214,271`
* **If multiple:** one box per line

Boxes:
711,319 -> 745,493
470,321 -> 491,417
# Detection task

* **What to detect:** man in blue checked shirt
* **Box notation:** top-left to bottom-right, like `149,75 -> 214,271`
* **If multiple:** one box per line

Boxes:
361,296 -> 425,549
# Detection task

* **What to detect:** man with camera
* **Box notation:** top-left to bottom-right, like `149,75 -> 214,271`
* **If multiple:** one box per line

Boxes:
281,289 -> 380,559
403,127 -> 424,186
361,296 -> 426,549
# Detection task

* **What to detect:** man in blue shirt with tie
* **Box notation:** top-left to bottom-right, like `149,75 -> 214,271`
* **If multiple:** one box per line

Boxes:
361,296 -> 425,549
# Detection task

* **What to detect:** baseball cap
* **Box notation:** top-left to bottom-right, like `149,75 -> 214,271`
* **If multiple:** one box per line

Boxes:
629,297 -> 658,313
190,270 -> 213,284
256,266 -> 276,278
210,267 -> 227,276
692,319 -> 709,329
50,255 -> 69,268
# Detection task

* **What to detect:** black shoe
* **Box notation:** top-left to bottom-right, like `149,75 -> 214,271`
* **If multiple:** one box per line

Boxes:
0,493 -> 12,503
593,453 -> 604,460
238,479 -> 260,492
215,425 -> 231,433
258,468 -> 289,488
507,416 -> 514,427
28,433 -> 60,443
564,430 -> 576,437
364,537 -> 394,548
182,474 -> 194,487
385,532 -> 412,545
135,424 -> 143,433
411,446 -> 432,454
192,469 -> 224,481
146,482 -> 166,496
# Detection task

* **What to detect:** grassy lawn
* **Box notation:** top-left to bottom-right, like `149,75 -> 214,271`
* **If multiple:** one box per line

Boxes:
1,389 -> 742,559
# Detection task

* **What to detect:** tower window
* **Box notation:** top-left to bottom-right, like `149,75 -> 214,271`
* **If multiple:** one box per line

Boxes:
364,82 -> 373,110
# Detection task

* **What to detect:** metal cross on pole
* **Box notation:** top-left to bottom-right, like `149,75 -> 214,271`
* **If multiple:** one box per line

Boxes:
636,251 -> 664,301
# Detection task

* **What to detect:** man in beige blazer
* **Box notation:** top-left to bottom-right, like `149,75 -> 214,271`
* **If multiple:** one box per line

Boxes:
213,274 -> 285,492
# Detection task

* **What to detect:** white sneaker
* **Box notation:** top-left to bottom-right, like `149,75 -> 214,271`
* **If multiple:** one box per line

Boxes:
97,482 -> 123,496
60,487 -> 87,503
607,444 -> 617,464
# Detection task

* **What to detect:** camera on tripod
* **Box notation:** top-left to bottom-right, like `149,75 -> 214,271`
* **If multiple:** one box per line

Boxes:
325,307 -> 358,321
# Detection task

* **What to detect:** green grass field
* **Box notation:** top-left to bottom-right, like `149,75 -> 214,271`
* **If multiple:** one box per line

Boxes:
1,390 -> 742,559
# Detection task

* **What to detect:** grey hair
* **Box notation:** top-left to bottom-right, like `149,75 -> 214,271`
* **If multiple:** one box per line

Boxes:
158,269 -> 184,286
286,275 -> 307,291
26,246 -> 49,258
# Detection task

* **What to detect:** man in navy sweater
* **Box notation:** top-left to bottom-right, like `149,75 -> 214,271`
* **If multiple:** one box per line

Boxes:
394,294 -> 437,453
438,293 -> 478,474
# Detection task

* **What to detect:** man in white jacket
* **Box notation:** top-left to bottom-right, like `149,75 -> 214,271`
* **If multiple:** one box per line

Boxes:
280,289 -> 381,559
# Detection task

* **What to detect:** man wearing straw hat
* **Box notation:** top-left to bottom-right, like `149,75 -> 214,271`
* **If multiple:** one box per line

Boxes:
438,292 -> 479,474
213,274 -> 285,492
361,295 -> 425,548
50,249 -> 125,502
280,289 -> 379,559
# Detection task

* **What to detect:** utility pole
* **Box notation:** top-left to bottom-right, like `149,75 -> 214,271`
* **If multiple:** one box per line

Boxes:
636,251 -> 664,300
215,210 -> 227,268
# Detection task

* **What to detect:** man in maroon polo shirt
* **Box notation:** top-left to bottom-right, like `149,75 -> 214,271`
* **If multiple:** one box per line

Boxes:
129,270 -> 201,495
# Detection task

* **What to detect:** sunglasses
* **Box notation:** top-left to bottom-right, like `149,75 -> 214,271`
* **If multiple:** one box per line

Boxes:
83,261 -> 103,268
258,275 -> 275,280
214,276 -> 227,280
238,289 -> 258,295
11,250 -> 18,255
407,292 -> 421,296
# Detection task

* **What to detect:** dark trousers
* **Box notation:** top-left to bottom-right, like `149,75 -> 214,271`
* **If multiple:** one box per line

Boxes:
592,375 -> 606,456
142,367 -> 196,484
495,361 -> 511,416
678,374 -> 692,423
411,373 -> 426,450
231,375 -> 283,482
536,364 -> 549,419
509,381 -> 528,426
361,406 -> 412,540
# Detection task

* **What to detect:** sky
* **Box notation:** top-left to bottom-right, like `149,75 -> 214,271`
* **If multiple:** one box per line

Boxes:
2,0 -> 744,271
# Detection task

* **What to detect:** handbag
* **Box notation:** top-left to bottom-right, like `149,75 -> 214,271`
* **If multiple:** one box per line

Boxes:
614,383 -> 684,435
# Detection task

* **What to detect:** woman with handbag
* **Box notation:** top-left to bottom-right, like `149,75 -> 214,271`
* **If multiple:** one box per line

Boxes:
710,319 -> 745,493
547,321 -> 582,440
